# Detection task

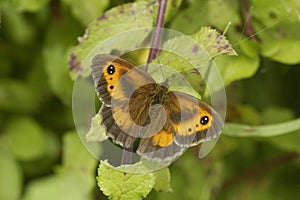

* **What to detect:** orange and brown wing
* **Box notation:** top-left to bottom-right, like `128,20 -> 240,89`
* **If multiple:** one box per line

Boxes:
91,54 -> 156,147
91,54 -> 155,105
167,91 -> 224,147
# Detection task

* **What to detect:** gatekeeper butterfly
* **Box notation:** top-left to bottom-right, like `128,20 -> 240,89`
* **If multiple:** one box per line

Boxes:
91,54 -> 224,161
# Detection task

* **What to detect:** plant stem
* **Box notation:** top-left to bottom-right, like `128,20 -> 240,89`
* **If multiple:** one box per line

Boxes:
240,0 -> 260,43
145,0 -> 168,71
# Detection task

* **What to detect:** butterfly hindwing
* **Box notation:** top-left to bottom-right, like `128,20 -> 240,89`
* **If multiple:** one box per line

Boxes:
168,91 -> 224,147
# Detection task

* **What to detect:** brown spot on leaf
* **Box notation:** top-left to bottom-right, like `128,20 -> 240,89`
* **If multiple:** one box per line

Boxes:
97,14 -> 108,20
68,53 -> 81,72
192,45 -> 199,54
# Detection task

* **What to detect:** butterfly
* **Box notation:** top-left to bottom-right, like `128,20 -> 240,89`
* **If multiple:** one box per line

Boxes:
91,54 -> 224,161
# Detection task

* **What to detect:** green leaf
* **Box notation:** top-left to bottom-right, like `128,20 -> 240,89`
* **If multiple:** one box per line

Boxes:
165,0 -> 183,22
153,167 -> 172,192
60,131 -> 99,187
156,27 -> 236,74
258,20 -> 300,64
223,118 -> 300,138
5,117 -> 47,161
261,37 -> 300,64
68,1 -> 155,77
170,0 -> 240,34
12,0 -> 50,12
0,152 -> 23,200
97,160 -> 157,200
190,27 -> 237,58
22,172 -> 94,200
61,0 -> 109,25
86,114 -> 108,142
0,80 -> 40,113
22,132 -> 98,200
0,1 -> 35,44
252,0 -> 300,26
214,52 -> 260,86
43,12 -> 82,105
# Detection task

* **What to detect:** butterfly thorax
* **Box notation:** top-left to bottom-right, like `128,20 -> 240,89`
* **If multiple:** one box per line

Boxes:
152,84 -> 169,105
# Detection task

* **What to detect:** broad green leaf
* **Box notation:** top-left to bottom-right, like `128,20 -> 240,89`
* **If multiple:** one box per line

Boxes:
97,160 -> 157,200
0,152 -> 23,200
252,0 -> 300,26
68,1 -> 155,77
170,0 -> 240,34
12,0 -> 50,12
258,21 -> 300,64
5,117 -> 47,161
214,51 -> 259,86
153,167 -> 172,192
261,38 -> 300,64
223,118 -> 300,138
61,0 -> 109,25
251,0 -> 300,64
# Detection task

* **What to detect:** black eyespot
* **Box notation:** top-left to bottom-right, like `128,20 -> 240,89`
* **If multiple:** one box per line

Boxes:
200,116 -> 209,125
188,128 -> 192,132
195,124 -> 199,128
109,85 -> 114,90
107,65 -> 115,74
110,78 -> 113,80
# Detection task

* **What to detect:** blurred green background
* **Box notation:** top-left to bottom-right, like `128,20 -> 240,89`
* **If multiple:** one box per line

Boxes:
1,0 -> 300,199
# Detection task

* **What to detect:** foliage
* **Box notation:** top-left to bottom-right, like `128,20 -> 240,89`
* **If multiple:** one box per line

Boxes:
1,0 -> 300,200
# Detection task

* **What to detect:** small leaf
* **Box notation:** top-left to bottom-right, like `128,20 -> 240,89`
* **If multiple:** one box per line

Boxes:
153,167 -> 172,192
86,114 -> 108,142
190,27 -> 237,57
156,27 -> 236,74
97,160 -> 157,200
